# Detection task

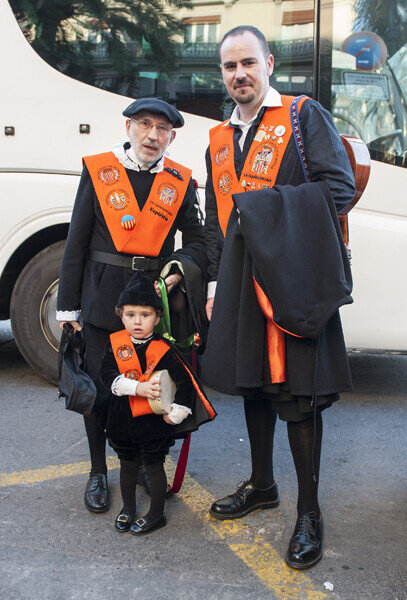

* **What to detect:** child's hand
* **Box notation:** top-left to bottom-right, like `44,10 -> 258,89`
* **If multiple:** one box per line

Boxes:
137,381 -> 161,400
163,414 -> 176,425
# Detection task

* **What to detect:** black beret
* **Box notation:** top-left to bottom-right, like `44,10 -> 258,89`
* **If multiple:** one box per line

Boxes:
123,98 -> 184,128
117,271 -> 164,311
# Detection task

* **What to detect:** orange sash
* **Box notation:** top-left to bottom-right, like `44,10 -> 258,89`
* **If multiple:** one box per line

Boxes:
209,95 -> 309,236
83,152 -> 191,256
110,331 -> 170,417
110,331 -> 216,419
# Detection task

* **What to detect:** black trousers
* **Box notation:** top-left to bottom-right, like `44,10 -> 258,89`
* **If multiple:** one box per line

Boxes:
244,391 -> 324,515
82,323 -> 112,473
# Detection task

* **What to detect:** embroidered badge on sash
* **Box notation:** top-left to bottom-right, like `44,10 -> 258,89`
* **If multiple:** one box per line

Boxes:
217,171 -> 232,194
144,361 -> 155,377
125,369 -> 140,379
158,184 -> 178,206
106,190 -> 129,210
249,144 -> 278,177
98,166 -> 119,185
117,345 -> 133,361
251,144 -> 275,175
215,145 -> 230,165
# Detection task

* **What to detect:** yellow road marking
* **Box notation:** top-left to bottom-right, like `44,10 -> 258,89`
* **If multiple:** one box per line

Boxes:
0,456 -> 120,487
1,457 -> 328,599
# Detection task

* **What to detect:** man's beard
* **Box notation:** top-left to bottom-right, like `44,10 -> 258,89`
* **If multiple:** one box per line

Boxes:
232,89 -> 256,104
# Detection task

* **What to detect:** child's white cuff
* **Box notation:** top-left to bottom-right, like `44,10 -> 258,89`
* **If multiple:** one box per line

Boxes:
167,403 -> 192,424
112,375 -> 139,397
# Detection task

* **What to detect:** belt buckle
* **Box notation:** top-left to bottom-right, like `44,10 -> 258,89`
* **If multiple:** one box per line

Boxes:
131,256 -> 148,270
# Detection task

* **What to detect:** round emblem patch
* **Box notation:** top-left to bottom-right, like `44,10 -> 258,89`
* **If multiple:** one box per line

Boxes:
217,171 -> 232,195
274,125 -> 286,137
249,143 -> 277,177
215,145 -> 230,166
117,345 -> 133,361
121,215 -> 136,230
158,184 -> 178,207
98,166 -> 119,185
106,189 -> 129,210
125,369 -> 140,380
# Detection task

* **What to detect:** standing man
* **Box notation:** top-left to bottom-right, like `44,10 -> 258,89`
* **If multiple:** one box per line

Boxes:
203,26 -> 355,569
57,98 -> 206,514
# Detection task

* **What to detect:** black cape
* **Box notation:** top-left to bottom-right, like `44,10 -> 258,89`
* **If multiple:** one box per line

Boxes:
202,182 -> 353,397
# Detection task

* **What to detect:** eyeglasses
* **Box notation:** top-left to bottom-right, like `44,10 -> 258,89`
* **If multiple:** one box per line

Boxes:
130,118 -> 172,136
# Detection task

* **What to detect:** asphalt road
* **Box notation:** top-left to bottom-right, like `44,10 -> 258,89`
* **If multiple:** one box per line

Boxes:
0,320 -> 406,600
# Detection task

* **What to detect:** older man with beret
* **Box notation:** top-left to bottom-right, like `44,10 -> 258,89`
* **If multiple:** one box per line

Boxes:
57,98 -> 206,514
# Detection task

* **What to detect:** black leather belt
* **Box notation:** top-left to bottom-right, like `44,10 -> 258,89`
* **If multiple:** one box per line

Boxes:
88,250 -> 166,271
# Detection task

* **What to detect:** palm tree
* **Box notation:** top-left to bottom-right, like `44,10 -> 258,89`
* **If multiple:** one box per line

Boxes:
9,0 -> 191,94
354,0 -> 407,58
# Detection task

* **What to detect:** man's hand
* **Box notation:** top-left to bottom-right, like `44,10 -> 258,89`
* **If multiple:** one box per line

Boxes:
59,321 -> 82,332
154,273 -> 182,296
206,298 -> 214,322
163,414 -> 176,425
137,381 -> 161,400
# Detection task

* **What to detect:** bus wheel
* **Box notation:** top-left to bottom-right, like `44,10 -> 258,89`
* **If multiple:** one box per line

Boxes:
10,240 -> 65,385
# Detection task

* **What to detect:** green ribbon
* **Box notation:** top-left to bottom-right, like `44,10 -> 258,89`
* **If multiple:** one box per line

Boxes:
154,277 -> 197,349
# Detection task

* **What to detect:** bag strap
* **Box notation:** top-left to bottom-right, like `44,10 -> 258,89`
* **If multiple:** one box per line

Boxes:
167,348 -> 197,494
168,433 -> 191,494
290,95 -> 310,182
156,277 -> 197,348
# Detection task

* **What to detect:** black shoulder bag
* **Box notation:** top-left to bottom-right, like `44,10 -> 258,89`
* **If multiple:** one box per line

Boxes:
57,323 -> 96,415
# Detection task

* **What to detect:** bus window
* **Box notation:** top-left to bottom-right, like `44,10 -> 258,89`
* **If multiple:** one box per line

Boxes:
9,0 -> 316,121
328,0 -> 407,169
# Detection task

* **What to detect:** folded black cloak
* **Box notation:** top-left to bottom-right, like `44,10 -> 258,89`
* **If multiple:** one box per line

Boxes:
202,181 -> 353,397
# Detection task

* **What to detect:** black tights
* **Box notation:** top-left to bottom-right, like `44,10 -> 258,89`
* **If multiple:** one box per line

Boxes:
120,458 -> 167,521
287,415 -> 322,515
244,397 -> 323,516
244,397 -> 276,489
84,413 -> 107,475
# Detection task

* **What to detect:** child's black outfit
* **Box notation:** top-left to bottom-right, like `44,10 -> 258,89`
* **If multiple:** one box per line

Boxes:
100,332 -> 214,533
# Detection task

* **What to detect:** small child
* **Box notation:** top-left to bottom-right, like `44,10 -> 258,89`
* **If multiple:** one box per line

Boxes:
100,271 -> 215,535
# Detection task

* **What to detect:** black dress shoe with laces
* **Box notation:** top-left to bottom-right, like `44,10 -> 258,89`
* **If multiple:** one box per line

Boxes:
209,481 -> 279,520
129,515 -> 167,535
285,512 -> 323,569
115,511 -> 134,532
84,473 -> 109,513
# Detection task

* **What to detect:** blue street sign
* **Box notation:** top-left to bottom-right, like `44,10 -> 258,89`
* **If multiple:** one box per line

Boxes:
341,31 -> 388,71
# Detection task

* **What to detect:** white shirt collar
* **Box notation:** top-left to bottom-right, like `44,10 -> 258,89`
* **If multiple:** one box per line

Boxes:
112,143 -> 168,173
229,87 -> 282,127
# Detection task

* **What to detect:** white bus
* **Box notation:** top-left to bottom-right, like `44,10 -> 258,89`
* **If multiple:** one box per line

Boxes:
1,0 -> 406,383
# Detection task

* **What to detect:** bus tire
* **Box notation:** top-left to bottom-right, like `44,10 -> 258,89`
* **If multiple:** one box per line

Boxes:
10,240 -> 65,384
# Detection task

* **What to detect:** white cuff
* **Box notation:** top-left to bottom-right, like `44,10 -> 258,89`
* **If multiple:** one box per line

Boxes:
112,374 -> 139,397
207,281 -> 217,299
167,403 -> 192,424
56,310 -> 81,322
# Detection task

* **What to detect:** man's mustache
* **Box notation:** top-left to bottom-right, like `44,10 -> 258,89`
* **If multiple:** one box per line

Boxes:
234,79 -> 252,88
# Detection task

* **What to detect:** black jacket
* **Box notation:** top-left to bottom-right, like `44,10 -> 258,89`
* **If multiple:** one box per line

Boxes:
58,148 -> 207,332
100,335 -> 215,455
202,182 -> 353,397
204,98 -> 356,283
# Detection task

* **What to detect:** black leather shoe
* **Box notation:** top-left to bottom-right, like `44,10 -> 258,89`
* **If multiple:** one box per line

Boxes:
285,512 -> 323,569
129,515 -> 167,536
115,511 -> 134,532
84,473 -> 109,513
209,480 -> 279,520
137,466 -> 172,499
